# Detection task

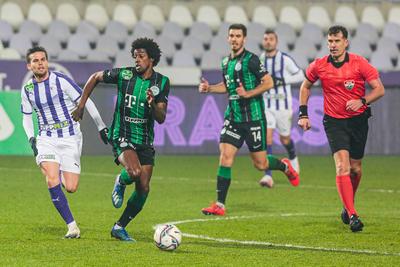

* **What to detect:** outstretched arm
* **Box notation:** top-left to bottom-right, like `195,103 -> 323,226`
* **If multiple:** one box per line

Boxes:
71,71 -> 104,122
199,77 -> 227,94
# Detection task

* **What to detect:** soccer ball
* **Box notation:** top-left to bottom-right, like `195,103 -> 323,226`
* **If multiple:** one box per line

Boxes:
154,224 -> 182,251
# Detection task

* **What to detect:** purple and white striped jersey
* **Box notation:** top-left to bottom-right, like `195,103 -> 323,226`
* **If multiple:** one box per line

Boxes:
20,71 -> 82,138
259,50 -> 304,111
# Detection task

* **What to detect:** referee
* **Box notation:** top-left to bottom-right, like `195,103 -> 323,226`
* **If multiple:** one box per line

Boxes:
298,25 -> 385,232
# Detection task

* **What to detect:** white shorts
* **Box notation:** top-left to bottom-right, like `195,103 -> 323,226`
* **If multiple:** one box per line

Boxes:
265,109 -> 293,137
36,133 -> 83,174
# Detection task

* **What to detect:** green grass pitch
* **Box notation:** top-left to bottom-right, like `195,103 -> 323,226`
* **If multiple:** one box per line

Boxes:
0,155 -> 399,266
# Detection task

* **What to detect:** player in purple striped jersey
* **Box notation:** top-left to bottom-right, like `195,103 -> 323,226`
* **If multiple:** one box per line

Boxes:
259,30 -> 305,187
20,47 -> 108,238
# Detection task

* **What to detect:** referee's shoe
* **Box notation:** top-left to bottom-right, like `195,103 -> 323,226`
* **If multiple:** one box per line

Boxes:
349,214 -> 364,232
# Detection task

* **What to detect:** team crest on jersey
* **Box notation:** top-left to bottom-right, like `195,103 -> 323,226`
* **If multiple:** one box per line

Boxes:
121,70 -> 133,80
24,82 -> 34,93
344,80 -> 355,90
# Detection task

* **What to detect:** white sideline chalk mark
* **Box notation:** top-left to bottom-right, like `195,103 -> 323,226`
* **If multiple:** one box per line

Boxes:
156,214 -> 400,257
1,167 -> 399,194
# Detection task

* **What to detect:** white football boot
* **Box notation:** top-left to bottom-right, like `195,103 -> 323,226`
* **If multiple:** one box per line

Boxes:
65,221 -> 80,239
259,174 -> 274,188
290,157 -> 300,174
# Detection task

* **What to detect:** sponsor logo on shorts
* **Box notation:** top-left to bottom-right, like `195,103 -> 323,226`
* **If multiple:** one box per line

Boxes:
250,126 -> 261,131
228,95 -> 240,100
226,130 -> 241,140
253,144 -> 261,149
38,154 -> 56,160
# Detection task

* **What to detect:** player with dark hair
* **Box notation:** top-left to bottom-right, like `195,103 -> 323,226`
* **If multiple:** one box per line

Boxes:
72,38 -> 170,241
199,24 -> 300,216
21,46 -> 108,238
298,25 -> 385,232
259,29 -> 305,187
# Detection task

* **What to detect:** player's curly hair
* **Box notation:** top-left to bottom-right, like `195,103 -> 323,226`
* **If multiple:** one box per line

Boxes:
130,38 -> 162,66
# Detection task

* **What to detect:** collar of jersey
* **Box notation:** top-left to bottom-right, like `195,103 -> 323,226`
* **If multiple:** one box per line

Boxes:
136,69 -> 157,81
327,52 -> 349,68
230,48 -> 247,60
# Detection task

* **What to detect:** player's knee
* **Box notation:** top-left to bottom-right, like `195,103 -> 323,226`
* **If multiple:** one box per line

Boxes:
46,175 -> 59,188
65,185 -> 77,193
335,162 -> 350,175
139,185 -> 150,194
219,153 -> 234,166
253,159 -> 267,171
126,167 -> 141,179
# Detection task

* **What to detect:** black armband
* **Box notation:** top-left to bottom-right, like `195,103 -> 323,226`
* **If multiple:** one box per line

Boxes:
299,105 -> 308,118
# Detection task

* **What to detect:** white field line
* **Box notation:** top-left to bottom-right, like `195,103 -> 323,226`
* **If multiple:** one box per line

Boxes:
1,167 -> 399,194
156,214 -> 400,257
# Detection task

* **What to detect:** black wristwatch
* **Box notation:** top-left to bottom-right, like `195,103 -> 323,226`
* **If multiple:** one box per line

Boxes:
360,97 -> 367,105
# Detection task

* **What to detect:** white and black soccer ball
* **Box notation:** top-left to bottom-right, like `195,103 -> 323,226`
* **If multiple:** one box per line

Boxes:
154,224 -> 182,251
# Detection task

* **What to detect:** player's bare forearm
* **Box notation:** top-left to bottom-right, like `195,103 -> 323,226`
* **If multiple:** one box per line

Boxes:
72,71 -> 103,121
78,72 -> 103,109
247,74 -> 273,98
299,79 -> 313,105
151,102 -> 167,123
208,82 -> 227,93
365,78 -> 385,104
238,74 -> 273,99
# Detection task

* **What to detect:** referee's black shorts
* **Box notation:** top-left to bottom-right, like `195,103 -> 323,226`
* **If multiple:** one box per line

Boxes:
323,110 -> 370,159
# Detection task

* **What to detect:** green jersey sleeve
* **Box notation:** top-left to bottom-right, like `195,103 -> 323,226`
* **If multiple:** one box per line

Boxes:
248,55 -> 268,80
155,77 -> 170,104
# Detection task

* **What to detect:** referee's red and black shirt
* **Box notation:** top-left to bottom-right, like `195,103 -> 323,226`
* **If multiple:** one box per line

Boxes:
306,52 -> 379,119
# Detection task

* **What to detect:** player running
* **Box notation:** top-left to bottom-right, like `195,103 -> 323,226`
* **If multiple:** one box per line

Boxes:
259,29 -> 305,187
199,24 -> 300,216
21,46 -> 108,238
72,38 -> 170,241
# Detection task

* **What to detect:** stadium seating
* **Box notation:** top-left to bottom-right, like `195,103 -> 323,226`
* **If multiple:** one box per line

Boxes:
0,20 -> 13,43
112,3 -> 137,30
0,47 -> 20,59
334,5 -> 358,31
141,4 -> 165,31
0,2 -> 24,30
104,20 -> 128,45
19,20 -> 42,43
84,3 -> 109,31
354,23 -> 379,45
56,3 -> 81,30
279,6 -> 304,31
160,21 -> 185,45
225,5 -> 248,25
197,5 -> 221,32
306,6 -> 331,31
252,6 -> 277,28
188,22 -> 213,45
361,6 -> 385,32
9,34 -> 32,57
47,20 -> 71,43
169,5 -> 193,29
172,50 -> 196,67
27,2 -> 52,30
38,34 -> 62,59
0,1 -> 399,71
388,6 -> 400,26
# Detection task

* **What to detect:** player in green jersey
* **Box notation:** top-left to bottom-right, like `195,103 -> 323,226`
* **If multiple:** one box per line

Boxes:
199,24 -> 300,216
72,38 -> 169,241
